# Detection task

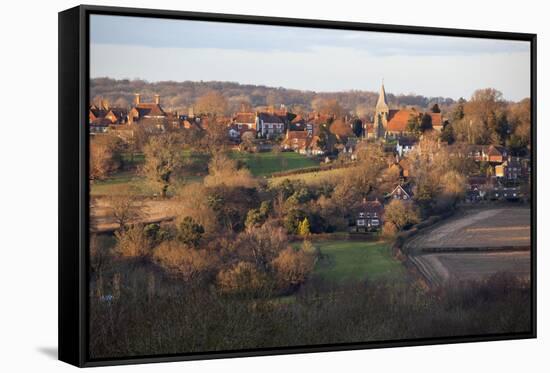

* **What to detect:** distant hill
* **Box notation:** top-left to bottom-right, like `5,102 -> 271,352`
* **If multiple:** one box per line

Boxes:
90,77 -> 456,115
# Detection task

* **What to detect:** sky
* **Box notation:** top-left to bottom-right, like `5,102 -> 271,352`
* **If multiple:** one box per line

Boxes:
90,15 -> 531,101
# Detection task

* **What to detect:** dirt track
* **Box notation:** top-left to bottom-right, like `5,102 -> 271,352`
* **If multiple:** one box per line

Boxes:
90,198 -> 176,232
406,207 -> 531,286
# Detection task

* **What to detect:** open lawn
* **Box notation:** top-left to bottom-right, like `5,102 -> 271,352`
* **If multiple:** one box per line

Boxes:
309,240 -> 407,284
91,171 -> 203,197
232,151 -> 319,177
269,167 -> 350,187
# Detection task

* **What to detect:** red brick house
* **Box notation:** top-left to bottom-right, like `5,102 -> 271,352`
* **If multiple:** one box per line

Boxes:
352,199 -> 385,232
128,93 -> 167,124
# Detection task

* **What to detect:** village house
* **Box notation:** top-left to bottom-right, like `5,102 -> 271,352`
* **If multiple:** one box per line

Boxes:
395,137 -> 417,157
387,184 -> 413,201
257,112 -> 286,138
233,111 -> 256,131
89,101 -> 128,133
495,156 -> 524,181
351,199 -> 385,233
398,158 -> 411,180
281,130 -> 310,152
89,117 -> 111,133
89,104 -> 106,124
466,145 -> 508,163
489,185 -> 522,201
127,93 -> 167,125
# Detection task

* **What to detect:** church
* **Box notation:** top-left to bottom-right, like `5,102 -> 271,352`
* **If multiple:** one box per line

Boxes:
371,84 -> 442,139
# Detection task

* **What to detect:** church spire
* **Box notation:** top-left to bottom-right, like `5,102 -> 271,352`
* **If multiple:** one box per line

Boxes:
376,81 -> 388,110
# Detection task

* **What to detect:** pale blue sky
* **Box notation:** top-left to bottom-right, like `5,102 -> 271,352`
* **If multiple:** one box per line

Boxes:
90,15 -> 530,101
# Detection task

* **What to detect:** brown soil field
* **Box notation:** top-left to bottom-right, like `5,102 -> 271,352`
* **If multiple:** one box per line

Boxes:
405,207 -> 531,251
410,251 -> 531,286
405,207 -> 531,286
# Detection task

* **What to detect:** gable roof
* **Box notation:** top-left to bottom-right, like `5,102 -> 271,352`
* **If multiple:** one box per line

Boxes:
89,107 -> 107,119
134,103 -> 166,118
388,184 -> 413,199
487,145 -> 507,156
387,109 -> 418,132
234,112 -> 256,124
354,199 -> 385,217
258,112 -> 285,123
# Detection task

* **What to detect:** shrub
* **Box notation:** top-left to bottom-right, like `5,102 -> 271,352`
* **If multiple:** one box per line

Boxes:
176,217 -> 205,248
382,222 -> 398,238
272,247 -> 315,290
217,261 -> 271,296
153,240 -> 216,281
114,224 -> 152,258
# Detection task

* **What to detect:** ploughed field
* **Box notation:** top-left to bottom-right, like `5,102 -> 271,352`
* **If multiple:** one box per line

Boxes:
405,208 -> 530,250
405,207 -> 531,286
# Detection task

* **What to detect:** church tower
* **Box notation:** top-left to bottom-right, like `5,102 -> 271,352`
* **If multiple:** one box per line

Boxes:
374,83 -> 389,139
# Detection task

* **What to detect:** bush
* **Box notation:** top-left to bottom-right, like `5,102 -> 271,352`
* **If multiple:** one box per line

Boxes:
382,222 -> 398,238
176,217 -> 205,248
153,240 -> 216,281
216,261 -> 272,296
272,247 -> 315,291
114,224 -> 152,258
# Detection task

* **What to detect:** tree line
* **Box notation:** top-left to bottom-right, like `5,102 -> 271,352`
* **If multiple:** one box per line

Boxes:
91,77 -> 456,116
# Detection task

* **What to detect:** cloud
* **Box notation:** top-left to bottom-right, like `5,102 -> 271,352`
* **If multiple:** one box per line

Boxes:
90,15 -> 529,57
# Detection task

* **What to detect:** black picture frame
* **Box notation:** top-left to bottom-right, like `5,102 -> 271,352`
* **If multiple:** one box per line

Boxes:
59,4 -> 537,367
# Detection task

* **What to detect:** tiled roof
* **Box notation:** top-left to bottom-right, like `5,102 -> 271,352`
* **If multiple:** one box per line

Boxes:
356,199 -> 385,216
387,109 -> 418,132
234,112 -> 256,124
135,103 -> 166,117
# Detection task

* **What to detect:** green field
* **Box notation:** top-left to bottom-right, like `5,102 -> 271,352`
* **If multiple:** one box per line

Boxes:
310,240 -> 407,284
92,151 -> 321,196
232,151 -> 319,177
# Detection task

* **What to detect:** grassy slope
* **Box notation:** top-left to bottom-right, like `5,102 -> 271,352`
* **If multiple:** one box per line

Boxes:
269,167 -> 350,187
311,240 -> 407,284
232,152 -> 318,177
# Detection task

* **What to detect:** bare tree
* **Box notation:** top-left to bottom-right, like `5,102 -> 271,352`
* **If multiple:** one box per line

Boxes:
89,134 -> 122,180
142,133 -> 184,197
194,91 -> 228,117
107,192 -> 144,230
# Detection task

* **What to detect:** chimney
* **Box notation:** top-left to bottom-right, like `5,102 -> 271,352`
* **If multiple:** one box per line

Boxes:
101,98 -> 109,111
154,94 -> 160,105
134,93 -> 141,105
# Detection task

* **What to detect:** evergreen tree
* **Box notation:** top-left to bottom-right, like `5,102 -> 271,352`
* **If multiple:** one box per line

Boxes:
407,114 -> 420,134
298,217 -> 311,237
176,217 -> 205,248
420,113 -> 433,132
